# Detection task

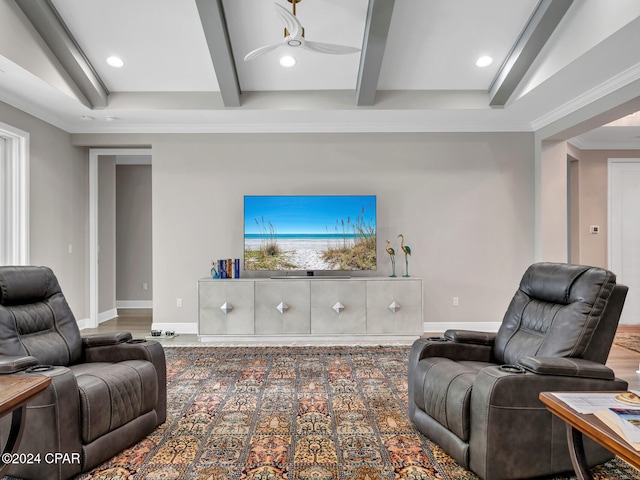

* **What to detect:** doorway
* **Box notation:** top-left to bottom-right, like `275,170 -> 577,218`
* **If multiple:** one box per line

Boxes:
609,158 -> 640,325
0,122 -> 29,266
89,148 -> 152,328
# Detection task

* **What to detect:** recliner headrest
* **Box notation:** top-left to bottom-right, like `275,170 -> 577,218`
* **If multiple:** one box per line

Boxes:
518,262 -> 601,304
0,266 -> 62,306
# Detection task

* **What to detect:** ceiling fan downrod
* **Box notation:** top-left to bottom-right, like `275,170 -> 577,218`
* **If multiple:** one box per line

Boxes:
285,0 -> 303,38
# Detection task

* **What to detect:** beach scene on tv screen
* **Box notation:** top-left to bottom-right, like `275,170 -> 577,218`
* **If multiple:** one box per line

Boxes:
244,195 -> 376,271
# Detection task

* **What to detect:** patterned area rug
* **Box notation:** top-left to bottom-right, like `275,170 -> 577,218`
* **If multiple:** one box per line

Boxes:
77,346 -> 638,480
614,331 -> 640,354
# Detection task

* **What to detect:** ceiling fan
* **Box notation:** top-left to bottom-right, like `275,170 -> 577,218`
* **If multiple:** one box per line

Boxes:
243,0 -> 361,61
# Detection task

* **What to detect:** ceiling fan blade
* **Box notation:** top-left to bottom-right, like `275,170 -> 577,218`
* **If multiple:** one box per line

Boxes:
244,42 -> 283,61
302,41 -> 361,55
274,3 -> 302,39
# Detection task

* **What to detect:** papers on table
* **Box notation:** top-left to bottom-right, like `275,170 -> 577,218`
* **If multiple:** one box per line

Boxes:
597,408 -> 640,445
551,391 -> 640,414
550,391 -> 640,450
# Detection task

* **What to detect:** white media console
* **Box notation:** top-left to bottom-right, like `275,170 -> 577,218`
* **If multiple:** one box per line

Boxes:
198,277 -> 423,342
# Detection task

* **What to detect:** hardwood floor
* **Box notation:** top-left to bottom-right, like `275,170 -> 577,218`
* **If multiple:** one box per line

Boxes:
81,309 -> 200,346
608,325 -> 640,390
82,309 -> 640,390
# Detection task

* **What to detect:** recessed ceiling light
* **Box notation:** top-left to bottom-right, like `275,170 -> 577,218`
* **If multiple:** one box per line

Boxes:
279,55 -> 297,68
80,115 -> 95,121
475,56 -> 494,68
105,116 -> 119,122
106,56 -> 124,68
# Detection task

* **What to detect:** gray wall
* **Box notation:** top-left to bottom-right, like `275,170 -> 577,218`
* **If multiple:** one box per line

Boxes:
569,147 -> 640,268
0,108 -> 537,331
116,164 -> 152,302
0,101 -> 88,319
151,132 -> 535,331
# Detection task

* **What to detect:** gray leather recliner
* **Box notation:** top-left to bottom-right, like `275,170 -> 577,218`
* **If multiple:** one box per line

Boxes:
0,266 -> 166,480
409,262 -> 628,480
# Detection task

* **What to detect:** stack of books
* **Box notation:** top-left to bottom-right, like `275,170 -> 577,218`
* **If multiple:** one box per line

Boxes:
211,259 -> 241,279
595,392 -> 640,449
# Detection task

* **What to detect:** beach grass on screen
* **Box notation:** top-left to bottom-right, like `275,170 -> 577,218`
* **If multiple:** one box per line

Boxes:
244,195 -> 376,271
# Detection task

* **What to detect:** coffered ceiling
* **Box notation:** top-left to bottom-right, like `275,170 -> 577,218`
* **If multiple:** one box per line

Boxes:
1,0 -> 640,147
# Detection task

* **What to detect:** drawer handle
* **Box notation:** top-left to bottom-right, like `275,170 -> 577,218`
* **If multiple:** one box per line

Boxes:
276,302 -> 289,314
388,301 -> 401,313
332,301 -> 345,314
220,302 -> 233,314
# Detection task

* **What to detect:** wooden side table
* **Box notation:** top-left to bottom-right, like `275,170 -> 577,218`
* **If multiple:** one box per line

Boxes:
0,375 -> 51,476
540,391 -> 640,480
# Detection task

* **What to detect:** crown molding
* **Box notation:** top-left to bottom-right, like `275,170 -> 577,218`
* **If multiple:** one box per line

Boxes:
531,62 -> 640,132
569,136 -> 640,151
66,118 -> 534,135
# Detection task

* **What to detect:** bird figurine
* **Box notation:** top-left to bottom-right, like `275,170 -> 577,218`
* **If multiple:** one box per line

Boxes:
386,240 -> 396,277
398,234 -> 411,277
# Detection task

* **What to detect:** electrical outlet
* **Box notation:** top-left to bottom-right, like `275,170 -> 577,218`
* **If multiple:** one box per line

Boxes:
142,283 -> 148,291
176,298 -> 183,308
452,297 -> 459,307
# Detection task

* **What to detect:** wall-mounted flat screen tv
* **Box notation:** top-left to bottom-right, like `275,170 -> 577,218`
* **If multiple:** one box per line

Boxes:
244,195 -> 377,272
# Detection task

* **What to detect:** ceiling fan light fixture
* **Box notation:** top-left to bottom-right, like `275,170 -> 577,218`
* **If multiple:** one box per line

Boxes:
279,55 -> 297,67
106,56 -> 124,68
475,56 -> 494,68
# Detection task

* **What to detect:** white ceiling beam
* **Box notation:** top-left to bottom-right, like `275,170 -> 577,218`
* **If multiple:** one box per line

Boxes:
15,0 -> 108,108
489,0 -> 574,108
195,0 -> 241,107
356,0 -> 396,106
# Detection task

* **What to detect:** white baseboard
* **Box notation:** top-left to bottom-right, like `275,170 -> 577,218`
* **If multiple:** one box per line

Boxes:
116,300 -> 153,309
197,334 -> 420,344
98,308 -> 118,323
153,322 -> 500,337
152,322 -> 198,334
76,318 -> 90,330
423,322 -> 501,333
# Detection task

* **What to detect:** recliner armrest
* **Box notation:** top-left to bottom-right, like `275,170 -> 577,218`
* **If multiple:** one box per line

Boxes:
83,339 -> 167,425
408,336 -> 496,418
82,331 -> 133,347
518,356 -> 615,380
444,329 -> 496,346
0,355 -> 39,374
410,336 -> 495,364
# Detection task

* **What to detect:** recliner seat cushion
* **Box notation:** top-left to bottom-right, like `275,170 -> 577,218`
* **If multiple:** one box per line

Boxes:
413,358 -> 491,441
71,360 -> 158,443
